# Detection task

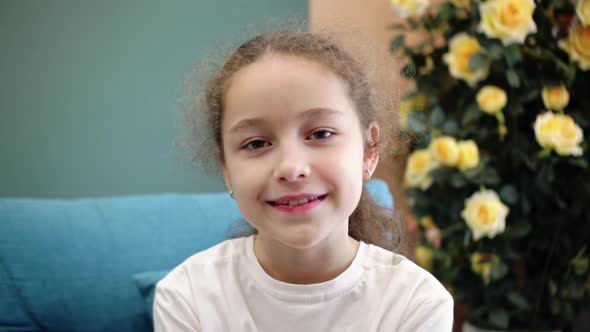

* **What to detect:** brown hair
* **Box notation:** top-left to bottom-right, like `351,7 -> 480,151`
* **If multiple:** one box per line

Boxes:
181,28 -> 406,254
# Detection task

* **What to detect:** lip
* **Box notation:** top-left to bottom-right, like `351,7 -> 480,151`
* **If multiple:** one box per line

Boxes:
267,194 -> 328,214
268,193 -> 326,202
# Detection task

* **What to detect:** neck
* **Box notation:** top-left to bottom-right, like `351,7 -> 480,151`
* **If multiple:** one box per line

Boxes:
253,231 -> 360,285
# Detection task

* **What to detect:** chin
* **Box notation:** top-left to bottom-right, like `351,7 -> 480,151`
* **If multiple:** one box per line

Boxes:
277,228 -> 333,250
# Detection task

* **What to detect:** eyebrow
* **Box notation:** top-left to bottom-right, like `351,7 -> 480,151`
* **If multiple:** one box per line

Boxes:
228,108 -> 342,134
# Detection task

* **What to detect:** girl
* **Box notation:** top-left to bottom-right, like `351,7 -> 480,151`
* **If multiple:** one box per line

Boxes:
154,29 -> 453,331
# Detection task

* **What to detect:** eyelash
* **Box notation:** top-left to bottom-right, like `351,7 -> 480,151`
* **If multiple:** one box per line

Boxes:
241,129 -> 335,150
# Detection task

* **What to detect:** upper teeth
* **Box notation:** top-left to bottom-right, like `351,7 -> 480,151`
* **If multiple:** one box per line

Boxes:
276,196 -> 318,206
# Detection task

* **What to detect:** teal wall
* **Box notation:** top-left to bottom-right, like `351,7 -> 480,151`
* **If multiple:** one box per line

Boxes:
0,0 -> 307,198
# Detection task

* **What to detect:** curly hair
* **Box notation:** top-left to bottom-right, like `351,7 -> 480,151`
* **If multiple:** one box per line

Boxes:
178,25 -> 407,254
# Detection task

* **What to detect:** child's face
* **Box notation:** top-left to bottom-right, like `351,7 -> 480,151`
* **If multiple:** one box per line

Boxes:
221,54 -> 379,250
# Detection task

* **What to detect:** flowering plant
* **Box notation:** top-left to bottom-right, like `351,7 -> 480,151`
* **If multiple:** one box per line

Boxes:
390,0 -> 590,329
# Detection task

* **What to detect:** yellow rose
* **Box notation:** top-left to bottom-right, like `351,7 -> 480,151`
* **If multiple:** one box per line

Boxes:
415,245 -> 434,271
420,215 -> 436,228
478,0 -> 537,45
476,85 -> 508,114
471,253 -> 500,285
397,100 -> 413,129
429,136 -> 460,166
461,189 -> 509,241
534,112 -> 560,149
457,140 -> 480,170
419,56 -> 435,75
404,149 -> 439,189
443,33 -> 490,86
577,0 -> 590,26
534,112 -> 584,156
390,0 -> 429,17
542,84 -> 570,111
559,25 -> 590,71
397,94 -> 428,129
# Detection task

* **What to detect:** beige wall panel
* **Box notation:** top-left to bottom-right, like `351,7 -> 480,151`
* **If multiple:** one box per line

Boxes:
309,0 -> 416,241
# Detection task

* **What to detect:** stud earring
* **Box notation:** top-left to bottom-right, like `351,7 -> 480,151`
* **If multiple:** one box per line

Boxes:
364,169 -> 372,180
230,191 -> 235,199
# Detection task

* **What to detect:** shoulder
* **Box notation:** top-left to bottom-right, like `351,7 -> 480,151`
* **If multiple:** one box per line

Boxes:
156,236 -> 249,293
364,245 -> 454,330
364,244 -> 452,302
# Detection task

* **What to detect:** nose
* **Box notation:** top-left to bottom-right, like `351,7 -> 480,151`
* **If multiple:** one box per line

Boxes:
272,141 -> 310,183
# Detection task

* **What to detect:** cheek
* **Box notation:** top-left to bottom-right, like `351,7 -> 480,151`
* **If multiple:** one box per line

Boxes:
319,142 -> 365,192
229,163 -> 266,221
227,159 -> 264,193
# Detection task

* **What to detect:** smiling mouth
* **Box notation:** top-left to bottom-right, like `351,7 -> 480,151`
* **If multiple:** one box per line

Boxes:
268,194 -> 329,207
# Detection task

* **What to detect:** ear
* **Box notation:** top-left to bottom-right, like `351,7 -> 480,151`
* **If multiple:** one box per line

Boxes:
363,122 -> 380,180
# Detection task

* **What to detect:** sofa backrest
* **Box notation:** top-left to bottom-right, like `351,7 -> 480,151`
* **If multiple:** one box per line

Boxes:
0,179 -> 393,332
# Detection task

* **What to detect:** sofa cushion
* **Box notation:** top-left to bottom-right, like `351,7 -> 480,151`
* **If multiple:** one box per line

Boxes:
132,270 -> 169,321
0,260 -> 39,332
0,193 -> 242,332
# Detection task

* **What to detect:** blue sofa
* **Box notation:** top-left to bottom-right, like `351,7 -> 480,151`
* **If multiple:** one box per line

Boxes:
0,179 -> 393,332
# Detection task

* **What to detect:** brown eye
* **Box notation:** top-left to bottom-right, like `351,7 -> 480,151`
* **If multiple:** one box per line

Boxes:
309,130 -> 334,140
243,139 -> 270,150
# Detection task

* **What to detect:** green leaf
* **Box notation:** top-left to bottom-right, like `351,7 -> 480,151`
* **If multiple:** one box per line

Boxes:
390,35 -> 405,52
407,110 -> 427,134
499,184 -> 518,205
438,5 -> 453,22
488,309 -> 509,329
481,168 -> 500,186
555,192 -> 566,209
562,302 -> 576,320
463,230 -> 471,247
519,89 -> 540,103
568,282 -> 586,299
507,222 -> 531,238
430,167 -> 455,181
507,292 -> 530,310
490,261 -> 508,281
463,167 -> 482,180
568,158 -> 589,168
549,280 -> 558,296
450,173 -> 467,188
570,256 -> 589,276
462,103 -> 482,126
442,119 -> 459,135
386,23 -> 406,30
506,70 -> 520,87
429,106 -> 445,127
504,45 -> 523,67
535,164 -> 553,194
442,223 -> 464,236
550,297 -> 560,315
488,44 -> 503,60
469,52 -> 489,70
505,103 -> 524,117
401,62 -> 416,78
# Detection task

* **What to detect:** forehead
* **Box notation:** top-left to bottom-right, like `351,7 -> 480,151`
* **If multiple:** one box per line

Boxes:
222,54 -> 355,131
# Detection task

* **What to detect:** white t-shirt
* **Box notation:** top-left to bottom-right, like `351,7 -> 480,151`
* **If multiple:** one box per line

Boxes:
154,235 -> 453,332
